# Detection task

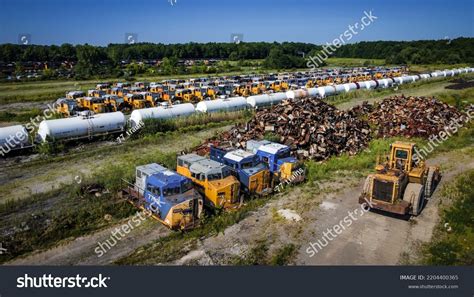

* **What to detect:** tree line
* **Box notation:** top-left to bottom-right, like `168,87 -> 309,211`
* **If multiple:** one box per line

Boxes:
331,38 -> 474,65
0,38 -> 472,79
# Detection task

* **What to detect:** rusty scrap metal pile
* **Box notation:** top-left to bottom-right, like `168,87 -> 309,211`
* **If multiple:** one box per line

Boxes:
218,98 -> 372,160
197,95 -> 466,161
356,95 -> 465,138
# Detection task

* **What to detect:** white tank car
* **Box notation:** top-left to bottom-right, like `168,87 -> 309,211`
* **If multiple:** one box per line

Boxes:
0,125 -> 30,151
246,92 -> 288,108
129,103 -> 195,127
37,112 -> 126,142
196,97 -> 248,113
286,89 -> 309,100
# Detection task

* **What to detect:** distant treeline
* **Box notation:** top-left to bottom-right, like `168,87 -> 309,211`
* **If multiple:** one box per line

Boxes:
0,38 -> 472,78
332,38 -> 474,65
0,42 -> 316,64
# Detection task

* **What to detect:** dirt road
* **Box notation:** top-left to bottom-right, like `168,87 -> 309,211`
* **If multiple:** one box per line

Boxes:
7,216 -> 170,265
296,149 -> 473,265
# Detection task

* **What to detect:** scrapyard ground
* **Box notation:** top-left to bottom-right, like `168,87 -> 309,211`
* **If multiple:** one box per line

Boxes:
2,73 -> 474,265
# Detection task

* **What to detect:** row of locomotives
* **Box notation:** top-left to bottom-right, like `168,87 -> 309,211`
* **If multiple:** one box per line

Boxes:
177,154 -> 242,210
246,140 -> 305,185
359,141 -> 441,217
119,163 -> 204,230
209,144 -> 273,197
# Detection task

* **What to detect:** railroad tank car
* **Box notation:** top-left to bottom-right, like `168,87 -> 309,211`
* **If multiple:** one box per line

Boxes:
0,125 -> 31,154
376,79 -> 392,88
334,84 -> 347,93
306,87 -> 319,97
129,103 -> 195,127
360,80 -> 378,89
246,92 -> 288,108
37,112 -> 126,142
195,97 -> 248,113
342,83 -> 358,92
286,89 -> 309,100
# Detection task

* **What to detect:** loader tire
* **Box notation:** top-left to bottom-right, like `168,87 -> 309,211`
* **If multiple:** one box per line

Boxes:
362,175 -> 374,196
403,183 -> 424,216
424,167 -> 437,198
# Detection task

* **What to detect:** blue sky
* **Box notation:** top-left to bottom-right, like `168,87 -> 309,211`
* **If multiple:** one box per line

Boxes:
0,0 -> 472,45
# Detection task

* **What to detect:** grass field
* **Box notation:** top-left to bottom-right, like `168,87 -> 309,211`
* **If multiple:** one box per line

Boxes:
325,57 -> 386,67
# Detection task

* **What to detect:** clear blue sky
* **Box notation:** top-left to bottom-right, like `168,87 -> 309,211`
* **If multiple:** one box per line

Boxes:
0,0 -> 472,45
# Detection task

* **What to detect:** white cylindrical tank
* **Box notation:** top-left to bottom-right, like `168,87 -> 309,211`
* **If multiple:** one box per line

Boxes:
393,77 -> 404,84
286,89 -> 308,100
38,112 -> 126,142
334,84 -> 346,93
246,92 -> 287,108
360,80 -> 378,89
196,97 -> 248,113
377,79 -> 392,88
0,125 -> 30,151
314,86 -> 336,97
306,88 -> 319,97
130,103 -> 195,127
342,83 -> 358,92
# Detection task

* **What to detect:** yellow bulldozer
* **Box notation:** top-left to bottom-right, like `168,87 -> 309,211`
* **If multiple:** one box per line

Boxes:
359,141 -> 440,216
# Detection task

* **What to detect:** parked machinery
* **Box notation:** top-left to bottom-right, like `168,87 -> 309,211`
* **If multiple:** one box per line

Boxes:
66,91 -> 85,100
77,96 -> 106,113
103,95 -> 126,112
120,163 -> 203,230
359,141 -> 441,216
177,154 -> 241,210
246,140 -> 305,183
96,83 -> 110,90
210,145 -> 272,196
55,98 -> 80,116
201,86 -> 218,99
87,89 -> 106,98
174,89 -> 194,102
124,93 -> 146,109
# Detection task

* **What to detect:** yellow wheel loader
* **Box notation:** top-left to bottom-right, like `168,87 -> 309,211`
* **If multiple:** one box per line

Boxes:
359,141 -> 440,216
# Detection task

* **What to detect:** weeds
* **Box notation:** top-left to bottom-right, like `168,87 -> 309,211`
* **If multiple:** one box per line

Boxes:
421,170 -> 474,265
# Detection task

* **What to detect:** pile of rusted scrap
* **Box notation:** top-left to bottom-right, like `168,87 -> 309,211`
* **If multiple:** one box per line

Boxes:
214,98 -> 371,160
355,95 -> 464,138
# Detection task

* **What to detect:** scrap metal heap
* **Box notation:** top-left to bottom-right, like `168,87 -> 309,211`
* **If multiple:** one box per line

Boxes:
215,98 -> 372,161
352,95 -> 465,138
